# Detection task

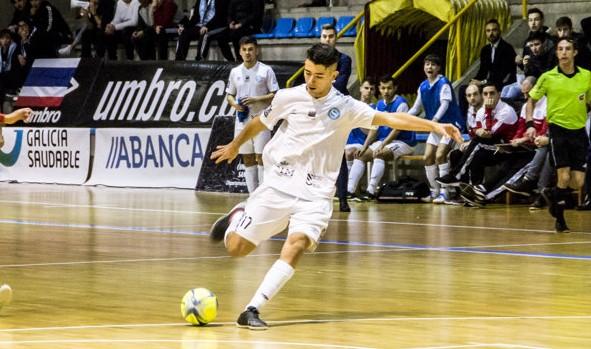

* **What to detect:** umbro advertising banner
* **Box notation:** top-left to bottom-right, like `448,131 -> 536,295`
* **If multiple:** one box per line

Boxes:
18,59 -> 301,128
86,128 -> 211,188
0,128 -> 91,184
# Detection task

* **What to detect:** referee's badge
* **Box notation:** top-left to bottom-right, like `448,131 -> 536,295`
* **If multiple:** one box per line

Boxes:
328,108 -> 341,120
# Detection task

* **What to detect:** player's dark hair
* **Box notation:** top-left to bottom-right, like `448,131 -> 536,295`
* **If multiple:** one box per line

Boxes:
379,74 -> 396,86
527,8 -> 544,20
0,29 -> 12,39
424,54 -> 441,66
556,36 -> 578,50
306,43 -> 339,67
239,36 -> 257,47
482,81 -> 501,92
527,30 -> 546,44
321,23 -> 336,34
555,16 -> 572,29
485,18 -> 499,27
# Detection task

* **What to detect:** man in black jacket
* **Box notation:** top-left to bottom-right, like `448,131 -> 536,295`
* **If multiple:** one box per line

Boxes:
471,19 -> 516,88
218,0 -> 263,62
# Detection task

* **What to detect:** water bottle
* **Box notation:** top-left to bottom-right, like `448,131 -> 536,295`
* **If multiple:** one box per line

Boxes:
237,97 -> 249,122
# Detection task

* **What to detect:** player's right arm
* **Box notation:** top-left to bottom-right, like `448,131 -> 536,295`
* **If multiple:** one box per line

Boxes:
211,116 -> 267,164
372,112 -> 463,144
0,108 -> 32,125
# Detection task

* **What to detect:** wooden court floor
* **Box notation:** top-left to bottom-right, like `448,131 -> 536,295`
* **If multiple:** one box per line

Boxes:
1,183 -> 591,349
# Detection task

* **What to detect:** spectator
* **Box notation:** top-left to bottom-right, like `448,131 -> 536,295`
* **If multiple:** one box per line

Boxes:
132,0 -> 156,60
218,0 -> 260,62
175,0 -> 215,61
554,16 -> 591,70
319,23 -> 352,211
0,30 -> 22,112
408,54 -> 464,203
152,0 -> 177,60
29,0 -> 73,53
520,31 -> 553,78
516,8 -> 554,67
471,19 -> 517,89
526,37 -> 591,232
105,0 -> 140,60
80,0 -> 116,58
8,0 -> 31,36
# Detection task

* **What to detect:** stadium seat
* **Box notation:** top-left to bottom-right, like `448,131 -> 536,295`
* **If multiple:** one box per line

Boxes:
253,16 -> 276,39
336,16 -> 356,37
292,17 -> 315,38
313,16 -> 336,37
274,17 -> 296,39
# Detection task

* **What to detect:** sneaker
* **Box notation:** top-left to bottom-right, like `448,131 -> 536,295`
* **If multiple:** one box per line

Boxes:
473,184 -> 487,200
0,284 -> 13,311
529,195 -> 546,210
236,306 -> 268,330
432,193 -> 447,204
555,219 -> 570,233
358,191 -> 376,201
347,192 -> 362,202
459,183 -> 485,208
436,174 -> 461,187
576,200 -> 591,211
58,45 -> 72,56
209,202 -> 246,243
339,199 -> 351,212
444,198 -> 464,205
503,177 -> 537,197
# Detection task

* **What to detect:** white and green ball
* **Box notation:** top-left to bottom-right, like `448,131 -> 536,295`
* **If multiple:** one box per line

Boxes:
180,288 -> 218,325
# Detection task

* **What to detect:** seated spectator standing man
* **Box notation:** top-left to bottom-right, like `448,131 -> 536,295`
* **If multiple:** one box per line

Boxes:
347,76 -> 414,200
320,23 -> 353,211
152,0 -> 177,60
408,54 -> 464,203
105,0 -> 140,60
225,36 -> 279,194
526,37 -> 591,233
472,19 -> 516,90
175,0 -> 215,61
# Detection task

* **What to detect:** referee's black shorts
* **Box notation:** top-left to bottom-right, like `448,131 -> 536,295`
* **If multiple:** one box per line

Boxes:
549,123 -> 589,171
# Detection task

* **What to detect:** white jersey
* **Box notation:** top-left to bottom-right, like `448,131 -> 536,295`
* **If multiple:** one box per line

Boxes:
226,61 -> 279,118
259,84 -> 377,201
519,96 -> 547,121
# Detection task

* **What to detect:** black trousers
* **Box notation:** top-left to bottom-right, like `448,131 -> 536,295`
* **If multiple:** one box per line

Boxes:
175,26 -> 206,61
105,27 -> 136,60
81,28 -> 106,58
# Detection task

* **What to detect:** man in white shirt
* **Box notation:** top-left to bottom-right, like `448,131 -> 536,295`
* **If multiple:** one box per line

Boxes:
225,36 -> 279,193
209,43 -> 462,330
104,0 -> 140,60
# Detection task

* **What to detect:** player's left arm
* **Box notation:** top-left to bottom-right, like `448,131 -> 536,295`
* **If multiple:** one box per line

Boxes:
0,108 -> 32,125
211,116 -> 268,164
372,112 -> 463,144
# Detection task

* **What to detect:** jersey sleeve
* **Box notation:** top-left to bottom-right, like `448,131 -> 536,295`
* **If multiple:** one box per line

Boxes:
259,89 -> 287,130
439,83 -> 452,102
348,98 -> 377,129
266,67 -> 280,93
225,70 -> 237,95
396,102 -> 409,113
529,72 -> 547,101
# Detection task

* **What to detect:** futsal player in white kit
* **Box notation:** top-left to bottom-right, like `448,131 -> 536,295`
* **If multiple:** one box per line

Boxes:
226,36 -> 279,193
210,44 -> 462,330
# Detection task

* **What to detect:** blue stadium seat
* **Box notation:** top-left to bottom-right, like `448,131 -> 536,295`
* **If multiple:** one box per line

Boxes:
313,16 -> 336,37
253,16 -> 276,39
292,17 -> 315,38
274,17 -> 296,39
336,16 -> 356,37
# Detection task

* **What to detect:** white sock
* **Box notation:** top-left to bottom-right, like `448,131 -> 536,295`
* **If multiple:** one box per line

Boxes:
246,259 -> 294,310
347,159 -> 366,193
257,165 -> 264,185
425,164 -> 440,193
438,163 -> 449,177
346,160 -> 353,172
367,158 -> 385,195
244,166 -> 258,193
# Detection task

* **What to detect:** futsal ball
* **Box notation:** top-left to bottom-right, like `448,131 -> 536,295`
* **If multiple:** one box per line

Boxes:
180,288 -> 218,325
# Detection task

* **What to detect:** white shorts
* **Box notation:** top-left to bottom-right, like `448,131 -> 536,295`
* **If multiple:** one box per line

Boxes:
235,185 -> 332,252
369,141 -> 414,158
427,132 -> 452,146
235,118 -> 271,154
345,143 -> 363,151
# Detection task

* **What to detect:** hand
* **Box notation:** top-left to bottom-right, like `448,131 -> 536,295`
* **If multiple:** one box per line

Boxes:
534,135 -> 549,147
484,98 -> 496,109
459,140 -> 470,152
511,137 -> 525,147
155,25 -> 162,34
233,103 -> 245,112
240,96 -> 257,105
177,25 -> 184,34
523,55 -> 530,66
524,126 -> 537,140
475,128 -> 491,138
435,123 -> 463,144
354,147 -> 367,159
105,23 -> 115,34
18,55 -> 27,66
6,108 -> 33,124
211,143 -> 239,164
515,55 -> 523,65
200,26 -> 208,35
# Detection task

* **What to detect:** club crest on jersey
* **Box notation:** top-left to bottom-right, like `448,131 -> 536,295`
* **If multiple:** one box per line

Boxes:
328,107 -> 341,120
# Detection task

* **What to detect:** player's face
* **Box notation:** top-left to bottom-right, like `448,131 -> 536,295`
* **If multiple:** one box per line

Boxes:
485,23 -> 500,43
528,39 -> 543,56
303,59 -> 338,98
359,81 -> 375,100
423,61 -> 440,78
465,85 -> 482,107
320,29 -> 337,47
556,39 -> 576,64
378,81 -> 396,102
239,43 -> 257,64
528,13 -> 543,32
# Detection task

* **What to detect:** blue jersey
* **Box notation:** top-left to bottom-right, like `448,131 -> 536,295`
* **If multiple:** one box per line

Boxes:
419,76 -> 465,131
346,128 -> 368,145
374,96 -> 417,146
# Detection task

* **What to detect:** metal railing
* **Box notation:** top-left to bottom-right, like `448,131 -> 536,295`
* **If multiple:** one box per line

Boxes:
285,10 -> 364,88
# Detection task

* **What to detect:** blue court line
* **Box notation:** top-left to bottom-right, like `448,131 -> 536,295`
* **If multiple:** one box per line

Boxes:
2,218 -> 591,261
